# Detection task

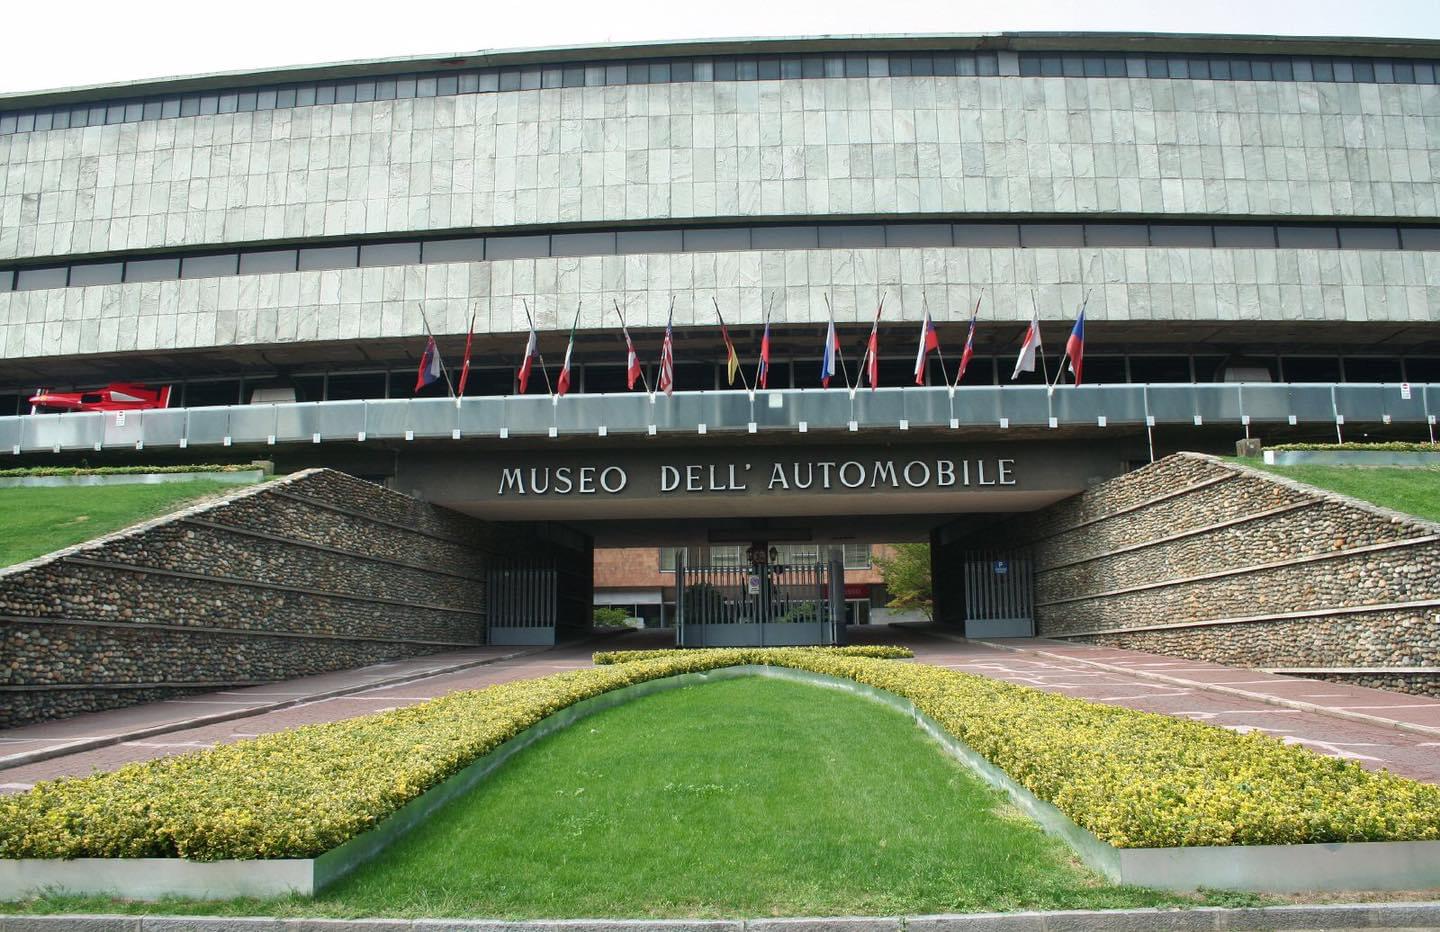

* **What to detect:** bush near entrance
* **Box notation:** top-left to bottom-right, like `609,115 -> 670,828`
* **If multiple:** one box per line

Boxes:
2,649 -> 1437,863
592,607 -> 630,627
874,542 -> 934,619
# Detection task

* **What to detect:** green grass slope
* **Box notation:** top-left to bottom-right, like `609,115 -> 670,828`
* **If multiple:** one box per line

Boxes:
1243,461 -> 1440,523
0,480 -> 239,567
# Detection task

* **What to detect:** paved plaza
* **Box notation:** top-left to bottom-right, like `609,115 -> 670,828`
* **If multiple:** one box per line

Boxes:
3,627 -> 1438,793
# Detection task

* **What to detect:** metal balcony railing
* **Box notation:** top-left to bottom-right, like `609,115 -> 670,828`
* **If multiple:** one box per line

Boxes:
2,383 -> 1436,454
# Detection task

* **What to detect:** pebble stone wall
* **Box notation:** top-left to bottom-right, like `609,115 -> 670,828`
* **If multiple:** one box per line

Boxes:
0,468 -> 564,727
947,452 -> 1440,696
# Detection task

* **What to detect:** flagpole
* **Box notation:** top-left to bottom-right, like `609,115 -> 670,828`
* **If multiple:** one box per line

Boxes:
922,294 -> 949,387
416,302 -> 457,398
520,299 -> 554,396
712,298 -> 752,392
613,299 -> 653,395
1028,289 -> 1052,393
754,293 -> 775,390
456,302 -> 477,407
858,293 -> 885,390
822,293 -> 853,391
951,295 -> 982,389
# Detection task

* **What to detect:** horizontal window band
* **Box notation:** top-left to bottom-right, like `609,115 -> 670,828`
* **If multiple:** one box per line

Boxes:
3,216 -> 1437,296
1,46 -> 1435,138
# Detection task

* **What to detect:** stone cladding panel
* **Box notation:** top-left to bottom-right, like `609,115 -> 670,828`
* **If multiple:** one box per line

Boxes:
946,453 -> 1440,698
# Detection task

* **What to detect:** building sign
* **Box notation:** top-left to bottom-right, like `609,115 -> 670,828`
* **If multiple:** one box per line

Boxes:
497,456 -> 1017,497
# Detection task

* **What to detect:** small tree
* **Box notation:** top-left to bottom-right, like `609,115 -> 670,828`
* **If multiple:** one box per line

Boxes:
592,606 -> 630,628
873,543 -> 933,620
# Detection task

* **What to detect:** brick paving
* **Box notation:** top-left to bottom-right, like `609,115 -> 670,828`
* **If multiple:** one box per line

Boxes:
3,626 -> 1438,793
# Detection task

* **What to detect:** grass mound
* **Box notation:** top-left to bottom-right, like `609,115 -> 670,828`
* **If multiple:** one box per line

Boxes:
1246,461 -> 1440,522
0,481 -> 240,567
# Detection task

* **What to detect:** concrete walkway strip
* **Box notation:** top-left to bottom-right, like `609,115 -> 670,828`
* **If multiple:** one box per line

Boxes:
1004,641 -> 1440,741
0,647 -> 550,771
4,904 -> 1440,931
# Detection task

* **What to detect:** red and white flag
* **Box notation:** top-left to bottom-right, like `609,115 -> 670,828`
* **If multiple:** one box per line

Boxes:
555,305 -> 581,397
757,317 -> 772,389
517,327 -> 539,394
863,303 -> 882,391
657,308 -> 675,396
955,300 -> 979,384
1010,309 -> 1043,380
913,307 -> 940,385
625,330 -> 642,390
456,311 -> 476,397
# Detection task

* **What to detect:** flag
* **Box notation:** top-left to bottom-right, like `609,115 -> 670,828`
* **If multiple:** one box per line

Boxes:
555,305 -> 581,396
1010,310 -> 1043,380
757,318 -> 772,389
456,312 -> 476,396
657,309 -> 675,396
517,327 -> 539,394
624,329 -> 642,390
820,309 -> 840,388
864,317 -> 880,391
913,307 -> 940,386
414,336 -> 442,393
719,319 -> 741,386
1064,307 -> 1086,386
956,304 -> 978,384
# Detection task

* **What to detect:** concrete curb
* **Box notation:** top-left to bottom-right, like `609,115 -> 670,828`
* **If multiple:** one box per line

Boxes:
4,904 -> 1440,931
0,646 -> 552,772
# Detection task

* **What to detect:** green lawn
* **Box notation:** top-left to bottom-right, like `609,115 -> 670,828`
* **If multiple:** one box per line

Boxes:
0,480 -> 241,567
4,677 -> 1263,919
1242,461 -> 1440,523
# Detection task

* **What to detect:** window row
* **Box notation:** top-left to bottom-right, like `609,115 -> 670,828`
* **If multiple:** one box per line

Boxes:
0,51 -> 1001,136
1019,52 -> 1440,85
3,46 -> 1438,137
3,219 -> 1438,293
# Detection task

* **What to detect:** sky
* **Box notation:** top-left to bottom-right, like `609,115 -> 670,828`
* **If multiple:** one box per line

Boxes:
4,0 -> 1440,95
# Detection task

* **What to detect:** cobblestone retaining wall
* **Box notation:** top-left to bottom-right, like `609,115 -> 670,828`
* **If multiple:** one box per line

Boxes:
0,469 -> 564,727
949,453 -> 1440,697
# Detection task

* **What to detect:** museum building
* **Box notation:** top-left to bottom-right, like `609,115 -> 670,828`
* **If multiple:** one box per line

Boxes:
0,32 -> 1437,687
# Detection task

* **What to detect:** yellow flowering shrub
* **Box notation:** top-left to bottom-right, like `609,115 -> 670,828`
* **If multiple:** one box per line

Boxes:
592,645 -> 913,665
1,649 -> 1436,862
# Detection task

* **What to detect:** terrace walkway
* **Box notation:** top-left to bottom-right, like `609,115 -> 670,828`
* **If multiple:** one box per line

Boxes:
2,626 -> 1438,793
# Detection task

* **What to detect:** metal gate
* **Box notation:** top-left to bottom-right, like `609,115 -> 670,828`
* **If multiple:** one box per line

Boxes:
486,559 -> 558,645
675,554 -> 844,647
962,550 -> 1034,638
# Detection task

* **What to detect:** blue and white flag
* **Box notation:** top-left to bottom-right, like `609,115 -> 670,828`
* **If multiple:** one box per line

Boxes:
414,335 -> 443,392
820,311 -> 840,388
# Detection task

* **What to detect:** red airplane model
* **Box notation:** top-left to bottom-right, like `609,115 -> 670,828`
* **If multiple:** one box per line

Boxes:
29,383 -> 173,414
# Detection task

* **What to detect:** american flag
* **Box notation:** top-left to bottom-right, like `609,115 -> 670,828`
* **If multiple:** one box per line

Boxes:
657,308 -> 675,396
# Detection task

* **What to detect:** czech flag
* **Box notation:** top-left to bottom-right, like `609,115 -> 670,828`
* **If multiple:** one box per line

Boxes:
913,308 -> 939,386
414,336 -> 443,393
757,319 -> 771,389
517,328 -> 539,394
1064,307 -> 1086,386
820,313 -> 840,388
956,306 -> 978,384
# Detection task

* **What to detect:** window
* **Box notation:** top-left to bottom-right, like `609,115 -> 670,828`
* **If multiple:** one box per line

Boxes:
423,238 -> 485,263
684,228 -> 750,251
1020,224 -> 1084,247
617,230 -> 683,254
752,226 -> 819,249
1400,227 -> 1440,250
843,544 -> 871,569
886,224 -> 951,247
68,262 -> 124,286
1276,226 -> 1338,249
485,236 -> 549,260
1085,224 -> 1149,247
1338,228 -> 1399,250
1150,224 -> 1213,247
124,257 -> 180,282
297,246 -> 358,271
818,226 -> 885,248
953,224 -> 1020,247
181,254 -> 239,278
551,232 -> 616,257
239,250 -> 298,274
358,242 -> 421,267
1214,225 -> 1276,248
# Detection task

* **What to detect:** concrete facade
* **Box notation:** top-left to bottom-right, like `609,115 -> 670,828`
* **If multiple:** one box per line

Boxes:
1,34 -> 1438,369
